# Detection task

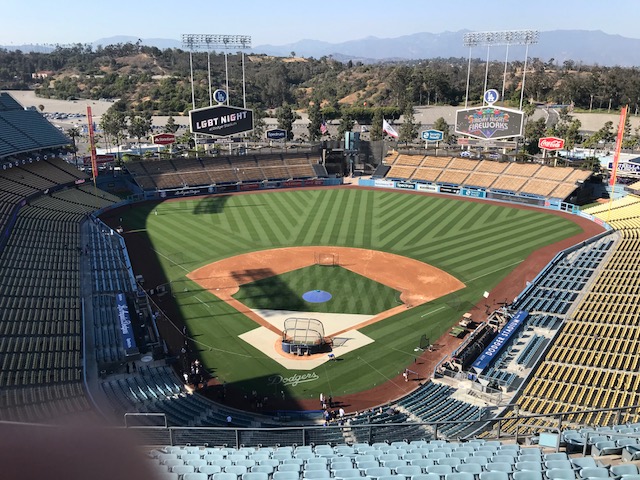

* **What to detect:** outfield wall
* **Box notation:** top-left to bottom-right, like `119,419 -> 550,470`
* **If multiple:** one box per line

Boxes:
359,178 -> 611,230
147,178 -> 343,200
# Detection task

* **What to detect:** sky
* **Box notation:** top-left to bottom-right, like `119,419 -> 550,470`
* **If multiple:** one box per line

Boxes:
1,0 -> 638,47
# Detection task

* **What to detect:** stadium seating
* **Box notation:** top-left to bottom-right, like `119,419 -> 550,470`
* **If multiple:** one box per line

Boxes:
127,153 -> 321,191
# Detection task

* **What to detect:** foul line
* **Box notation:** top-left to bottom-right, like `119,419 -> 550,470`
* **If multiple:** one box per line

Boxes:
356,355 -> 403,389
153,248 -> 190,273
421,305 -> 446,318
196,297 -> 211,309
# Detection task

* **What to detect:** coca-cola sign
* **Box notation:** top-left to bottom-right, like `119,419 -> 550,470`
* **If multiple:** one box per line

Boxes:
538,137 -> 565,151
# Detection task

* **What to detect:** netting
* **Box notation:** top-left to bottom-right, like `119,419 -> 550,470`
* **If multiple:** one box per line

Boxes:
282,317 -> 325,346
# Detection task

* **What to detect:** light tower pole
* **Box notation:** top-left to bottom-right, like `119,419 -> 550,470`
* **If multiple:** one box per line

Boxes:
463,30 -> 539,109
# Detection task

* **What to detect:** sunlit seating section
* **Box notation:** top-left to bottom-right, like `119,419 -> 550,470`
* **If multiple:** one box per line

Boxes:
534,165 -> 572,182
583,194 -> 640,217
490,176 -> 528,192
503,163 -> 541,177
437,169 -> 471,185
520,179 -> 558,197
476,161 -> 509,174
387,166 -> 416,179
447,158 -> 479,171
549,183 -> 578,200
564,169 -> 592,184
395,154 -> 425,166
412,167 -> 442,183
464,172 -> 499,189
512,224 -> 640,430
422,156 -> 453,169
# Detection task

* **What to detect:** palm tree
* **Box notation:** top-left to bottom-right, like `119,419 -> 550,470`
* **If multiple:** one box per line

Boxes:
66,127 -> 81,168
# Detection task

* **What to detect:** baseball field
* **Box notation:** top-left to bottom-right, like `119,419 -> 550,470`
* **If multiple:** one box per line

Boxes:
115,187 -> 584,406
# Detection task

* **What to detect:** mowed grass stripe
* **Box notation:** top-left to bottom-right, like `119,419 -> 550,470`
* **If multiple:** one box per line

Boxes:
268,191 -> 306,234
378,196 -> 455,251
228,195 -> 271,245
239,196 -> 289,246
427,213 -> 560,266
445,217 -> 578,272
296,190 -> 338,245
376,193 -> 432,241
445,202 -> 489,237
138,188 -> 587,396
345,187 -> 364,245
402,210 -> 569,260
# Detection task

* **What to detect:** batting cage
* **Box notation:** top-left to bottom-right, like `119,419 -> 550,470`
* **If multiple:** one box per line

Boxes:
282,317 -> 328,355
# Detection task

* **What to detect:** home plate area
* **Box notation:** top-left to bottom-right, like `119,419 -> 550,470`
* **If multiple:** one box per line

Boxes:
238,310 -> 375,370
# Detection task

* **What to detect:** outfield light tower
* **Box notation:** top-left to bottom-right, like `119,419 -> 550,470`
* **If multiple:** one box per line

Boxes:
463,30 -> 539,109
181,34 -> 252,108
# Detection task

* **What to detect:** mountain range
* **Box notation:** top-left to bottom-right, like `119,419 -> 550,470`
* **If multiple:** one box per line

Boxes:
4,30 -> 640,67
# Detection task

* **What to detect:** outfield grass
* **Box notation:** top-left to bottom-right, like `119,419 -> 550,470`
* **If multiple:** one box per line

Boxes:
233,264 -> 401,315
122,189 -> 583,401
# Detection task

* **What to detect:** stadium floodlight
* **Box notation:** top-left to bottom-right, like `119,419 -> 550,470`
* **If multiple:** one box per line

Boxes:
181,34 -> 252,107
462,30 -> 539,110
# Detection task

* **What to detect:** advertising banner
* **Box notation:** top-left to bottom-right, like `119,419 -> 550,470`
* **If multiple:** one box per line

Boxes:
374,179 -> 395,188
189,105 -> 254,136
416,184 -> 438,192
455,106 -> 524,140
472,310 -> 528,372
116,293 -> 138,356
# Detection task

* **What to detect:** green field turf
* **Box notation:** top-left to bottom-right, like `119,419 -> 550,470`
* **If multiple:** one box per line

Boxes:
232,264 -> 401,315
121,188 -> 583,402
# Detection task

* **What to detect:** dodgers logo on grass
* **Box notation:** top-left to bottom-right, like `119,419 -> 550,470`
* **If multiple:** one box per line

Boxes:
267,372 -> 319,387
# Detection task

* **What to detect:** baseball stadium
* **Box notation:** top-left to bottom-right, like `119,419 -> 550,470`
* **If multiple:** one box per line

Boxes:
3,88 -> 640,478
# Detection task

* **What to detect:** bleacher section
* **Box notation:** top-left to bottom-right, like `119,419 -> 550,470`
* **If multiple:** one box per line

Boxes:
128,153 -> 321,191
141,430 -> 640,480
0,93 -> 70,158
101,365 -> 265,428
384,155 -> 591,201
500,196 -> 640,432
0,190 -> 116,422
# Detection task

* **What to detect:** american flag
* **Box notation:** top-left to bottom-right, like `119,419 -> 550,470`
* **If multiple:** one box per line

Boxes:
320,120 -> 328,135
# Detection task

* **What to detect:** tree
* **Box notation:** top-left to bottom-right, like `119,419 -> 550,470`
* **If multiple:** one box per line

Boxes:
128,115 -> 153,154
399,105 -> 419,143
100,108 -> 127,160
307,102 -> 322,142
66,127 -> 81,167
337,110 -> 355,139
432,117 -> 451,143
370,108 -> 383,141
38,104 -> 45,113
523,118 -> 546,155
248,105 -> 267,141
164,115 -> 179,134
276,104 -> 297,140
